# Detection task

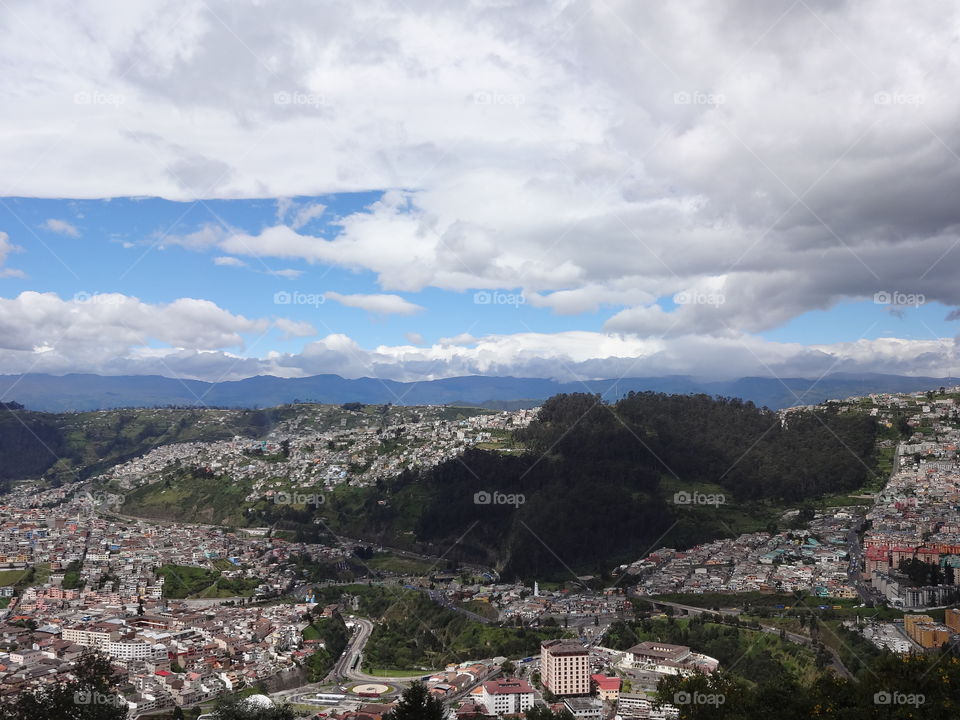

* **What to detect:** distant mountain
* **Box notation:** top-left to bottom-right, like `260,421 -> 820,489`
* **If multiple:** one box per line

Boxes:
0,371 -> 955,412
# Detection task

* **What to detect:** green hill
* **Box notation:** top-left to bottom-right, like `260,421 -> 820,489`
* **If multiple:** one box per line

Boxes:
116,392 -> 881,579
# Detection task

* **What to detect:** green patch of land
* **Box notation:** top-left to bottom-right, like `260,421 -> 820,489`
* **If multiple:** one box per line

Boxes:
364,668 -> 426,677
459,599 -> 499,620
606,616 -> 821,686
157,564 -> 220,598
365,552 -> 438,576
0,568 -> 28,586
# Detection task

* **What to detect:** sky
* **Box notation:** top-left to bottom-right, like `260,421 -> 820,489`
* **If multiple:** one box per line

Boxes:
1,0 -> 959,384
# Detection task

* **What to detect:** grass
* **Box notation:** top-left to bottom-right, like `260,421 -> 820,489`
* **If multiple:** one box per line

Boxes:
0,569 -> 28,586
366,552 -> 437,576
157,564 -> 220,598
364,668 -> 426,677
459,599 -> 500,620
302,623 -> 324,641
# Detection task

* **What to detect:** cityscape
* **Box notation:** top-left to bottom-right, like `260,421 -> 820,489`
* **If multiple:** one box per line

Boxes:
1,388 -> 960,718
4,2 -> 960,719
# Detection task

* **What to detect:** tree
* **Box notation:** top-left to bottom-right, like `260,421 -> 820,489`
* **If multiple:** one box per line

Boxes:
173,707 -> 186,720
524,706 -> 574,720
501,660 -> 516,675
384,682 -> 445,720
4,650 -> 127,720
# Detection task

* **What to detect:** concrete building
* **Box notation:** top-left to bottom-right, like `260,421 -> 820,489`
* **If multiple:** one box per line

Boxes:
904,614 -> 952,649
541,639 -> 590,696
946,607 -> 960,633
590,674 -> 620,702
563,696 -> 602,719
478,677 -> 534,715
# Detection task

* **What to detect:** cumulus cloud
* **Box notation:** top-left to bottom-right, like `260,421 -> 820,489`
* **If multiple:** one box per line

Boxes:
0,292 -> 322,377
0,232 -> 24,278
324,291 -> 424,316
41,219 -> 79,237
0,308 -> 954,383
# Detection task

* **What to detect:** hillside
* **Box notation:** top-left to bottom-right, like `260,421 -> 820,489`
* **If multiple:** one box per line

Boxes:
116,392 -> 882,579
0,405 -> 304,487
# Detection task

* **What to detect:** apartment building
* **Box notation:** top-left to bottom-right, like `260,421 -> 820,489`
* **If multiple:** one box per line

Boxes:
904,614 -> 952,649
478,677 -> 535,715
541,639 -> 590,696
63,623 -> 120,649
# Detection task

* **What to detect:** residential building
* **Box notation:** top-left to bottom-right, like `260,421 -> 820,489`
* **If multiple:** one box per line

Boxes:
541,639 -> 590,696
478,677 -> 534,715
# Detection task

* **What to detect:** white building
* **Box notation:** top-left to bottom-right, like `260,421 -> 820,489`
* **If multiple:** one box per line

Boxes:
479,677 -> 535,715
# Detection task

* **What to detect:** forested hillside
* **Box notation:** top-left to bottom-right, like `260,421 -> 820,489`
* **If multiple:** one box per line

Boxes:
324,392 -> 879,577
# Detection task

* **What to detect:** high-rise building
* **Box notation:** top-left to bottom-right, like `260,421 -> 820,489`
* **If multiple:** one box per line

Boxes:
541,639 -> 590,696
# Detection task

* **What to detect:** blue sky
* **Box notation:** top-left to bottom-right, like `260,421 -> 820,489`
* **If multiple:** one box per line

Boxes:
0,195 -> 601,354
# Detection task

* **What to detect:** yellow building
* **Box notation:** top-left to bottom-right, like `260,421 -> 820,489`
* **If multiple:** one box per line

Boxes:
946,608 -> 960,633
904,614 -> 952,649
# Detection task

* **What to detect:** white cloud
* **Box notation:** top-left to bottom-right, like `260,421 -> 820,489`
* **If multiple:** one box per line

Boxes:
0,232 -> 24,278
213,255 -> 246,267
270,268 -> 303,279
3,1 -> 960,375
159,223 -> 227,251
274,317 -> 317,339
41,219 -> 79,237
0,311 -> 954,383
324,291 -> 424,316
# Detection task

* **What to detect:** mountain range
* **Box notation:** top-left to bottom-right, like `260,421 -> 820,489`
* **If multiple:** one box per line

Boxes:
0,372 -> 956,412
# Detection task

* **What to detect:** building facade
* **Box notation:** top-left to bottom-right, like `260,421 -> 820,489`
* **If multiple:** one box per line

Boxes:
541,639 -> 590,696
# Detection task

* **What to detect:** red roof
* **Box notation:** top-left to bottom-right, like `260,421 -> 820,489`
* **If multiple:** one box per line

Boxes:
591,674 -> 621,691
482,678 -> 534,695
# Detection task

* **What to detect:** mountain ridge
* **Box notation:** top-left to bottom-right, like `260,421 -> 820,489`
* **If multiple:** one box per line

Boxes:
0,371 -> 956,412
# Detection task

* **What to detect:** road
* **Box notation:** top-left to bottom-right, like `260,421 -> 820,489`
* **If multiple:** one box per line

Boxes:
329,616 -> 448,684
845,443 -> 899,605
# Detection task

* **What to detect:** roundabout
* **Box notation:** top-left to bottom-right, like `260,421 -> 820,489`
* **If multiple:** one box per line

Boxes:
348,682 -> 395,697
